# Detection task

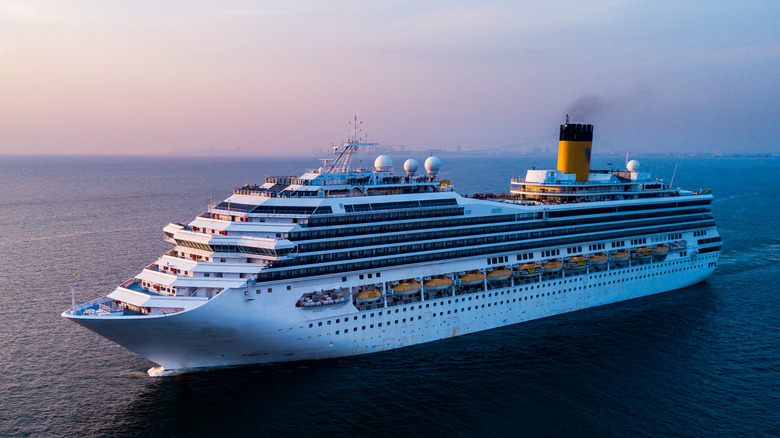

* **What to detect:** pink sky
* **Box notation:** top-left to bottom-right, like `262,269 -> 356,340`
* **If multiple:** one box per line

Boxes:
1,1 -> 778,155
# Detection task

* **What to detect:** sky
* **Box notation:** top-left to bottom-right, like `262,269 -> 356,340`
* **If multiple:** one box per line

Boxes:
1,0 -> 778,156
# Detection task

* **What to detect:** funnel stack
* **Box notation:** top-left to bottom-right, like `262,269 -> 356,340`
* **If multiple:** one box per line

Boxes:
557,123 -> 593,182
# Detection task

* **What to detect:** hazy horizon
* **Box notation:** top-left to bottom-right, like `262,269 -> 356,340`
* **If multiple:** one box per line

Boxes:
2,1 -> 778,156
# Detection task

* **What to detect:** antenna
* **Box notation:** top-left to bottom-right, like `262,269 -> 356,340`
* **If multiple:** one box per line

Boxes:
565,113 -> 569,125
349,115 -> 362,143
669,162 -> 679,188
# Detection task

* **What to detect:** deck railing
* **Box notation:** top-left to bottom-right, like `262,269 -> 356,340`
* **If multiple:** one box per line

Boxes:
69,296 -> 120,316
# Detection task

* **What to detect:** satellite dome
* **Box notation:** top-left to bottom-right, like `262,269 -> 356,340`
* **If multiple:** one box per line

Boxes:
403,159 -> 419,175
374,155 -> 393,172
424,156 -> 441,175
626,160 -> 641,172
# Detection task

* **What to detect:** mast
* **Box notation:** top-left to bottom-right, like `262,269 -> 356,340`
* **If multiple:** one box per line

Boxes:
349,114 -> 362,143
323,116 -> 377,174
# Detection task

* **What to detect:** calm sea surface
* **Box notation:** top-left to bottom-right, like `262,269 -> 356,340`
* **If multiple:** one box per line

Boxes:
0,154 -> 777,437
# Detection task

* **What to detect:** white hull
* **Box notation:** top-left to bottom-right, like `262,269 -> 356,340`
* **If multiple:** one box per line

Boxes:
65,251 -> 718,370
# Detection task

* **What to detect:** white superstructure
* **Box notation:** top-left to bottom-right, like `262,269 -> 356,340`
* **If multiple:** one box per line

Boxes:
63,121 -> 721,370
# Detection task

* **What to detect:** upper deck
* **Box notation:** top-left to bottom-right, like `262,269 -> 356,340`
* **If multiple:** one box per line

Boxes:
508,164 -> 686,204
232,171 -> 445,199
230,140 -> 451,200
505,121 -> 711,204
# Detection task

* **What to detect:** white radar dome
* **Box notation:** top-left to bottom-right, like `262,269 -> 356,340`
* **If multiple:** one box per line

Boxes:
403,159 -> 419,175
374,155 -> 393,172
424,156 -> 441,175
626,160 -> 641,172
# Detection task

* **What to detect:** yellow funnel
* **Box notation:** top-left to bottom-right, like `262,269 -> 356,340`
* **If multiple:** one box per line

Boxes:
557,123 -> 593,182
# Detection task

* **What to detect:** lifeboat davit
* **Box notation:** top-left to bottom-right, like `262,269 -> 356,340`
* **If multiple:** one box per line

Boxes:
355,289 -> 382,304
589,253 -> 610,270
542,259 -> 563,272
653,244 -> 670,261
515,262 -> 544,277
392,280 -> 422,295
423,276 -> 453,291
460,271 -> 486,286
633,246 -> 653,259
565,255 -> 591,271
612,249 -> 630,265
487,267 -> 512,282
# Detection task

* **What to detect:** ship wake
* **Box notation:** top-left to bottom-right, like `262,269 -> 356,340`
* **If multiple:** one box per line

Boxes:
147,366 -> 181,377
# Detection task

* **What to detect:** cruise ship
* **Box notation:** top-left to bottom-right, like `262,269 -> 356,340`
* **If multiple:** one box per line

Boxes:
63,120 -> 722,370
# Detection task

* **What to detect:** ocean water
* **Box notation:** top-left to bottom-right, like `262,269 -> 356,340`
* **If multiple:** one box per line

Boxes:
0,154 -> 778,437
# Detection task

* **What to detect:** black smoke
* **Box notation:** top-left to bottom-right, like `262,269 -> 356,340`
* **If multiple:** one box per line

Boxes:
565,95 -> 606,123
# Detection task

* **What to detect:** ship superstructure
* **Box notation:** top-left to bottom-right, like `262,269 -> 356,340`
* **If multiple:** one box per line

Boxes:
63,121 -> 721,370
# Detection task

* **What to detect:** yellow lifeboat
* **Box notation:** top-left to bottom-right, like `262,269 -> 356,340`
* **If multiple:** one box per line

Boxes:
612,249 -> 630,265
355,289 -> 382,304
653,244 -> 670,261
515,262 -> 544,277
460,271 -> 486,286
487,267 -> 512,282
589,253 -> 610,268
633,246 -> 653,259
565,255 -> 591,270
542,259 -> 564,272
423,276 -> 453,291
392,280 -> 422,295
